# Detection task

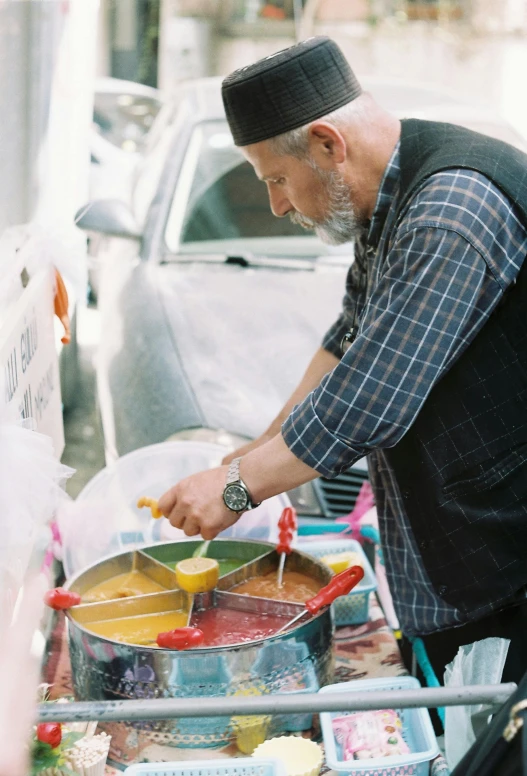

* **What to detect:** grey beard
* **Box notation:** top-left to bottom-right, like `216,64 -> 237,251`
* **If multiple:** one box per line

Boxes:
289,168 -> 363,245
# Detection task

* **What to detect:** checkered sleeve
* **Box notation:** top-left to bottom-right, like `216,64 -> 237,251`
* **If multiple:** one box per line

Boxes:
283,225 -> 496,477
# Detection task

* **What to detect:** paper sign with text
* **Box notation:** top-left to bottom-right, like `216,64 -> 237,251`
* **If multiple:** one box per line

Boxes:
0,267 -> 64,456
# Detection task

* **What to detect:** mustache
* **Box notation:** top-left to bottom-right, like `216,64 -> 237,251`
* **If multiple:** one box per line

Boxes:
289,210 -> 317,230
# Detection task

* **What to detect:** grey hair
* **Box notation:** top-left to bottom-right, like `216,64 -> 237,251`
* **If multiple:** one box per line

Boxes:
268,98 -> 367,159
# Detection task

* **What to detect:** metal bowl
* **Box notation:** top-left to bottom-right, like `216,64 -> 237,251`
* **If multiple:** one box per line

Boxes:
66,539 -> 334,749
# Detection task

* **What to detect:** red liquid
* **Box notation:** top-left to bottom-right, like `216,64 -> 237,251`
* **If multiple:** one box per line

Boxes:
190,607 -> 289,646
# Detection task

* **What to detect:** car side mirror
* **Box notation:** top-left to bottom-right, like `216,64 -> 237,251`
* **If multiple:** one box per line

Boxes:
75,199 -> 141,241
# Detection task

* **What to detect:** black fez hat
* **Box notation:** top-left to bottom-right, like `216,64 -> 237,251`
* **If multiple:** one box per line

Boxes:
222,36 -> 362,147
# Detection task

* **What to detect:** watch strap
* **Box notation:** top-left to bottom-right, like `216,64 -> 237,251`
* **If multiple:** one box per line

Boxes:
225,457 -> 261,510
226,456 -> 242,486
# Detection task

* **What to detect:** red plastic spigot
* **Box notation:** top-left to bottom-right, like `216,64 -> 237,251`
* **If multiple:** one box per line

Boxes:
276,507 -> 298,555
43,587 -> 82,610
305,565 -> 365,615
156,627 -> 205,650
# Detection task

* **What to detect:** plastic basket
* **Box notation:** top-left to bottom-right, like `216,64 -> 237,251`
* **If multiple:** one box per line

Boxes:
252,641 -> 319,732
275,659 -> 319,732
319,676 -> 439,775
123,757 -> 287,775
299,539 -> 376,625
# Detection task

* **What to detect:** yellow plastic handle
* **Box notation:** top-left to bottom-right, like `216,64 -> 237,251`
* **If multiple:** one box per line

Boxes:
137,496 -> 163,519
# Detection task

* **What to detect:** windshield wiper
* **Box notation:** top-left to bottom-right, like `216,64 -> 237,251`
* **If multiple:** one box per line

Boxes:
225,255 -> 250,267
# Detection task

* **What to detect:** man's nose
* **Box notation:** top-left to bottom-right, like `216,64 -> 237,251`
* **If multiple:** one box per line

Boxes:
268,186 -> 292,218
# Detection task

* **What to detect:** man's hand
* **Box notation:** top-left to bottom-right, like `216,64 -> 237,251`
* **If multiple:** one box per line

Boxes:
158,466 -> 242,540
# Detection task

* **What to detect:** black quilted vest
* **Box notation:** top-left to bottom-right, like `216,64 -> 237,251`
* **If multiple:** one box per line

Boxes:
383,119 -> 527,614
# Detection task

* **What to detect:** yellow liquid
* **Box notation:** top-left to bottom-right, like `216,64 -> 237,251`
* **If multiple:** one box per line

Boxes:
85,610 -> 189,645
82,570 -> 167,603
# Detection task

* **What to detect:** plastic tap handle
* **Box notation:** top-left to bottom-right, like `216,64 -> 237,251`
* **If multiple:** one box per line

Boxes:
276,527 -> 294,555
278,506 -> 298,532
276,507 -> 297,555
305,565 -> 365,614
44,587 -> 82,610
156,627 -> 204,650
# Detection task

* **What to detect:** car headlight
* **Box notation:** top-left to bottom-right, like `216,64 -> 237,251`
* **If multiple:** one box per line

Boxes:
165,427 -> 251,452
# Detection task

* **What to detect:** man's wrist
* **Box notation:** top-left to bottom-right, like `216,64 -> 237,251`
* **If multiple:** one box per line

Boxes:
240,433 -> 320,502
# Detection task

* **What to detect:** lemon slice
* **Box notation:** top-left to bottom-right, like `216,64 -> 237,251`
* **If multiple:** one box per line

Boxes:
175,557 -> 220,593
320,551 -> 363,575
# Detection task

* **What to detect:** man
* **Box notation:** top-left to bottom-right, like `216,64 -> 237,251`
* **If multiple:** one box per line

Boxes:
159,37 -> 527,683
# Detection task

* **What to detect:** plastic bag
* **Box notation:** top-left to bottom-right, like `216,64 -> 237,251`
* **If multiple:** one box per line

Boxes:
444,637 -> 510,769
0,222 -> 87,330
59,441 -> 291,579
55,496 -> 136,580
0,397 -> 74,621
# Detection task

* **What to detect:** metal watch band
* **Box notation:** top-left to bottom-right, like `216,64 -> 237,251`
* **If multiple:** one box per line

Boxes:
226,456 -> 242,486
225,457 -> 261,509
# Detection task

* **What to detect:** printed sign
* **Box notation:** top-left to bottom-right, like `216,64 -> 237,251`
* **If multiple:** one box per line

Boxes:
0,266 -> 64,456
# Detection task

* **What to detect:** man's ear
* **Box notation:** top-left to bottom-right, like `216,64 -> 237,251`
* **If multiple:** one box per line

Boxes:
307,121 -> 346,169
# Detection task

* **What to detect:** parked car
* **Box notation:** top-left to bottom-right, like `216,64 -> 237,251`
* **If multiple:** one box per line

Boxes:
76,76 -> 526,519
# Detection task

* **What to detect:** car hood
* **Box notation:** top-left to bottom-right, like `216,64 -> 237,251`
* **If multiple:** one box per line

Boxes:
156,261 -> 347,439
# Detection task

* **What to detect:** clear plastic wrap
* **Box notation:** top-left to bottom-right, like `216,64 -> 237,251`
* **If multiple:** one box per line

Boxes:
444,636 -> 510,769
0,222 -> 87,330
60,441 -> 291,579
0,389 -> 73,622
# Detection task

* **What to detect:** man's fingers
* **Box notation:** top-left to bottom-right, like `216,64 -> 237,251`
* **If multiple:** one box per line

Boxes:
182,516 -> 201,537
201,526 -> 219,541
158,486 -> 178,517
168,507 -> 185,530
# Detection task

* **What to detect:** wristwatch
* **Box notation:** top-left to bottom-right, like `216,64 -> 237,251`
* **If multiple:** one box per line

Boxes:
223,457 -> 261,513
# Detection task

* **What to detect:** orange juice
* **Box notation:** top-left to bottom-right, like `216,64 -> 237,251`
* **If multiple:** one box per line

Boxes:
85,610 -> 189,645
82,570 -> 167,603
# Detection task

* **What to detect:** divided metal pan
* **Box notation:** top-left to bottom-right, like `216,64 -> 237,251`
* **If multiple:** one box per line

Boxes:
66,539 -> 334,749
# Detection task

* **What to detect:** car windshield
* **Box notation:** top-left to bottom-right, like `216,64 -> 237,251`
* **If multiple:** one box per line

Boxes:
164,120 -> 349,260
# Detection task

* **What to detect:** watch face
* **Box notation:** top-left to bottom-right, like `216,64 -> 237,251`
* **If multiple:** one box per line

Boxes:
223,483 -> 249,512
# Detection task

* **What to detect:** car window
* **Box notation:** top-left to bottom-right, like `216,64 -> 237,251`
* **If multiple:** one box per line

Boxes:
93,92 -> 163,152
165,120 -> 311,255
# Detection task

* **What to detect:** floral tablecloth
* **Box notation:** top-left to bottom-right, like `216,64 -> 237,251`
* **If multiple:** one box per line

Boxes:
44,595 -> 448,774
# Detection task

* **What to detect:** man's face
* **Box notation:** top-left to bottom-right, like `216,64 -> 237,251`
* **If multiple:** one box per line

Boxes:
291,165 -> 364,245
242,140 -> 365,245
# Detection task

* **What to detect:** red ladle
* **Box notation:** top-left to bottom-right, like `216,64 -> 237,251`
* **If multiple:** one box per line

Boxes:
276,565 -> 365,633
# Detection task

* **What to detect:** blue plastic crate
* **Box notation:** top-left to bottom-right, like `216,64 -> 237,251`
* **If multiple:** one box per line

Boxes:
124,758 -> 286,775
299,539 -> 376,625
319,676 -> 439,775
251,641 -> 319,732
167,655 -> 233,747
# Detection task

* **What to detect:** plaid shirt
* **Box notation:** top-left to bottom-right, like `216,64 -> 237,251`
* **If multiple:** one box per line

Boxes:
282,143 -> 527,635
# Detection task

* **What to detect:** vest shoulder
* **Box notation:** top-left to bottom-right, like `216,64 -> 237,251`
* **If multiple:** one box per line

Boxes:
398,119 -> 527,227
